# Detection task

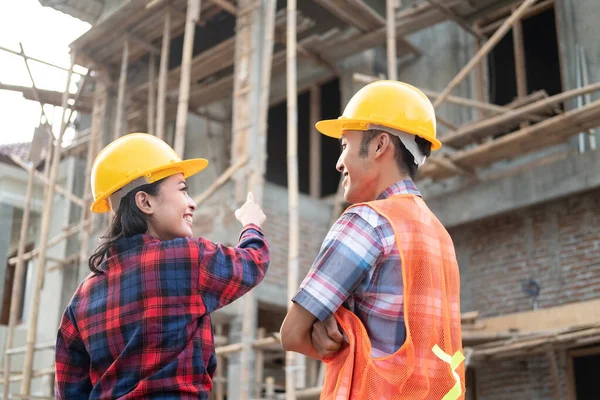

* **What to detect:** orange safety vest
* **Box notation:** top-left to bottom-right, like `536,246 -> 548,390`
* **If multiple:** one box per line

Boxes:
321,194 -> 465,400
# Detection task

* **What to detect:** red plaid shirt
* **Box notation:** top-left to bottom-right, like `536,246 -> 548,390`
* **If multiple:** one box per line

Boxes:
55,224 -> 269,399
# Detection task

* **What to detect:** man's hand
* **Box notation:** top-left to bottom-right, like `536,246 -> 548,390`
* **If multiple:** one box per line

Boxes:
311,316 -> 345,359
235,192 -> 266,227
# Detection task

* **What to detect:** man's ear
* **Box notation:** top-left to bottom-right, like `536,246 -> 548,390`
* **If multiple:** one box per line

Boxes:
135,191 -> 154,216
374,132 -> 391,158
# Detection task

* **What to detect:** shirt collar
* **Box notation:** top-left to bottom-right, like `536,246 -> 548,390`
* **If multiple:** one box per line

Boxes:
107,233 -> 160,259
376,179 -> 422,200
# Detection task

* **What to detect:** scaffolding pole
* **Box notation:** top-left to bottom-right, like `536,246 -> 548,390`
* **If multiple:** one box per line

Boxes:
432,0 -> 537,110
114,39 -> 129,140
285,0 -> 299,398
156,9 -> 171,140
2,160 -> 35,399
148,53 -> 157,135
20,56 -> 76,397
174,0 -> 201,155
386,0 -> 397,81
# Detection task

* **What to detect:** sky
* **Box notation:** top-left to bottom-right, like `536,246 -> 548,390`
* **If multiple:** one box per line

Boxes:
0,0 -> 91,145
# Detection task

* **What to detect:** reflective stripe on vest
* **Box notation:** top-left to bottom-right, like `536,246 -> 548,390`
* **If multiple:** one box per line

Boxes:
320,194 -> 465,400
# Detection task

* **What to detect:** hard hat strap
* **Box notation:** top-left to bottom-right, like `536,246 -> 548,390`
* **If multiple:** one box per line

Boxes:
108,176 -> 151,212
367,124 -> 427,166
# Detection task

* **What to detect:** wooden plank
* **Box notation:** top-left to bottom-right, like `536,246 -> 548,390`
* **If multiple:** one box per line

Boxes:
477,298 -> 600,334
440,82 -> 600,148
545,346 -> 563,399
421,101 -> 600,180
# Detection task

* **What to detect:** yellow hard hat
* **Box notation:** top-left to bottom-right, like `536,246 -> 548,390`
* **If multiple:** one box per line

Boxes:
90,133 -> 208,213
315,80 -> 441,150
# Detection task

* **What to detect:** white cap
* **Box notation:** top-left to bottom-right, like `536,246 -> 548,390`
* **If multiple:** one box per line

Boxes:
367,124 -> 427,166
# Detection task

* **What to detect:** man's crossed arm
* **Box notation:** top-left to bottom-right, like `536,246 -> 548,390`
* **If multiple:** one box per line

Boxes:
280,303 -> 345,360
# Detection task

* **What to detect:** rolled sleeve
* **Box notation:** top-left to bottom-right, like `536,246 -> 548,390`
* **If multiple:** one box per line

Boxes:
292,209 -> 384,321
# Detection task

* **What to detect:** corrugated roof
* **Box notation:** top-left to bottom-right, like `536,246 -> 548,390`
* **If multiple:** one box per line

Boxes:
0,142 -> 31,168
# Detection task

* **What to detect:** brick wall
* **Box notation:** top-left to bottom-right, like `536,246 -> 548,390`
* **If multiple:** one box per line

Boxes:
449,187 -> 600,318
447,187 -> 600,399
474,356 -> 569,400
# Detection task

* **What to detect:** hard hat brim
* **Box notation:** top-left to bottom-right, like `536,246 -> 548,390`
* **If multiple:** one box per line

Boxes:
315,118 -> 442,151
90,158 -> 209,213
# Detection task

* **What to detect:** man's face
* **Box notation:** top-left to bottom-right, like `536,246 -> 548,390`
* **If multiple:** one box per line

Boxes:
336,130 -> 377,203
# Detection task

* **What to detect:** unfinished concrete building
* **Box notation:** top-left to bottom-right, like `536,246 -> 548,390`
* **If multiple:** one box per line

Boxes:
1,0 -> 600,398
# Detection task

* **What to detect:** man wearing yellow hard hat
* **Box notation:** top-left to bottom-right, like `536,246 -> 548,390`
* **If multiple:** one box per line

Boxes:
54,133 -> 270,398
281,80 -> 465,399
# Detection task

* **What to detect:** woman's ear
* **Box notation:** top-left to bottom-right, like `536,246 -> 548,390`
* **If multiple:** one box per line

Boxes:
135,191 -> 154,216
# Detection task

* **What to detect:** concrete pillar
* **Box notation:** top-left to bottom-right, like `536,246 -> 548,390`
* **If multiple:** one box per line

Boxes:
0,203 -> 15,309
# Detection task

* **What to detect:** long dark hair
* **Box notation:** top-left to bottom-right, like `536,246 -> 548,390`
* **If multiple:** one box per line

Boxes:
89,179 -> 165,274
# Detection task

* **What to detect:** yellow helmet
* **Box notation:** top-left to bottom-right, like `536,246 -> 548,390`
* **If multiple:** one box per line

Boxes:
315,80 -> 441,150
90,133 -> 208,213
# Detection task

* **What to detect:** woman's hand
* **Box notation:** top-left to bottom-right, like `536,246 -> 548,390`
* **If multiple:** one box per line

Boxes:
235,192 -> 266,227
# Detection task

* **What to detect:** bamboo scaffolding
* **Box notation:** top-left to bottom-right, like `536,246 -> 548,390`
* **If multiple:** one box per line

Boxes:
0,45 -> 86,76
77,81 -> 107,284
229,2 -> 265,396
286,0 -> 299,398
309,85 -> 321,199
148,53 -> 156,135
9,155 -> 85,208
441,82 -> 600,148
17,43 -> 58,145
114,39 -> 129,140
2,157 -> 35,399
432,0 -> 537,110
7,219 -> 92,267
174,0 -> 201,155
420,99 -> 600,181
425,0 -> 485,40
0,83 -> 93,113
156,9 -> 171,140
477,0 -> 554,35
249,0 -> 277,206
512,7 -> 527,100
20,57 -> 75,397
192,155 -> 249,204
386,0 -> 397,81
353,73 -> 510,115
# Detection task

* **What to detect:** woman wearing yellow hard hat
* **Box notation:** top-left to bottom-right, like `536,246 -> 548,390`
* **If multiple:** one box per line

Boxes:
54,133 -> 269,398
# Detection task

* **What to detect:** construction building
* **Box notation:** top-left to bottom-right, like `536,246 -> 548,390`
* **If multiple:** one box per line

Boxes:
0,0 -> 599,398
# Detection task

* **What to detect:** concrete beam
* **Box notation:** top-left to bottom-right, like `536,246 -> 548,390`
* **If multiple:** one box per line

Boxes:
425,149 -> 600,228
